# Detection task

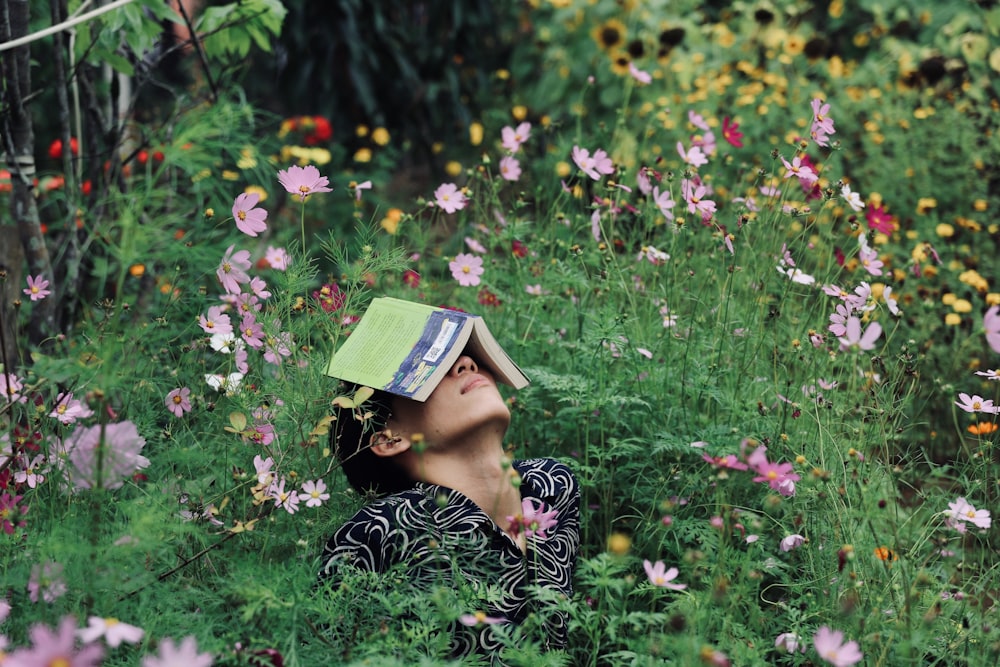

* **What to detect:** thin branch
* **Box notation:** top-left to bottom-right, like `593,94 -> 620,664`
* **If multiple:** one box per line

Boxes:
0,0 -> 137,52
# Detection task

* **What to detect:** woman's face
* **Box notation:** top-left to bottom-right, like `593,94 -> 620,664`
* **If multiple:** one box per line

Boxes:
388,354 -> 511,448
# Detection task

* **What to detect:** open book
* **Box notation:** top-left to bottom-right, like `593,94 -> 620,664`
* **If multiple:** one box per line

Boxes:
325,297 -> 529,401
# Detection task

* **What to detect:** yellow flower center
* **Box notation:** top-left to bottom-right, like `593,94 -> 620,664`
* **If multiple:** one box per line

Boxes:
462,266 -> 471,274
237,210 -> 247,221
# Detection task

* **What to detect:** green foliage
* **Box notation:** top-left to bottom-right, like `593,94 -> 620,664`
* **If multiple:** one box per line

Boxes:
199,0 -> 288,60
4,0 -> 1000,665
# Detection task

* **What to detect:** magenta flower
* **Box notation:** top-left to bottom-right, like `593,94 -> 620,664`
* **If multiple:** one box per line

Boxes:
837,317 -> 882,352
642,560 -> 687,590
49,393 -> 94,425
721,116 -> 744,147
5,616 -> 104,667
199,305 -> 233,336
141,635 -> 214,667
77,616 -> 145,647
61,421 -> 150,491
298,479 -> 330,508
813,626 -> 862,667
572,145 -> 615,180
0,492 -> 28,534
23,274 -> 52,301
750,455 -> 801,495
165,388 -> 192,418
28,561 -> 67,603
500,122 -> 531,153
232,191 -> 268,236
499,155 -> 521,182
449,253 -> 484,287
985,305 -> 1000,354
946,497 -> 992,530
217,245 -> 252,294
433,182 -> 468,214
507,498 -> 559,539
277,164 -> 332,201
865,203 -> 894,233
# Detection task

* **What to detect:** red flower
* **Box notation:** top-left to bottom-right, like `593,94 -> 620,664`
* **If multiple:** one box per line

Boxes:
305,116 -> 332,144
721,117 -> 743,148
477,288 -> 501,307
511,239 -> 528,258
866,203 -> 895,234
312,283 -> 345,313
47,137 -> 78,160
402,269 -> 421,288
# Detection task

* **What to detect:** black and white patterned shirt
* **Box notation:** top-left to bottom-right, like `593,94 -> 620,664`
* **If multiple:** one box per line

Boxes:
318,458 -> 580,659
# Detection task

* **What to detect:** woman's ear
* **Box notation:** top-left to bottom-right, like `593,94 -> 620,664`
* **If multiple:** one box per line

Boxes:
370,429 -> 412,458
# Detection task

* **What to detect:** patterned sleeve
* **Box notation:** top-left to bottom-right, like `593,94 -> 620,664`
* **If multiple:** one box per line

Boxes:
318,499 -> 400,578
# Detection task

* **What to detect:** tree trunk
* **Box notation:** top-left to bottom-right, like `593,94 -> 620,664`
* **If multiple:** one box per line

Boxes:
1,0 -> 57,361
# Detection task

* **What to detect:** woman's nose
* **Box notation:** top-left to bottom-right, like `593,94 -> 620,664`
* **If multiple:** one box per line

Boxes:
452,355 -> 478,375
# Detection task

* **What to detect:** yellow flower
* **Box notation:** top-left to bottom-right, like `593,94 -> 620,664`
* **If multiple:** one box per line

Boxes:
469,122 -> 484,146
942,293 -> 957,306
952,299 -> 973,314
372,127 -> 390,146
968,422 -> 999,435
221,170 -> 240,181
512,105 -> 528,122
445,160 -> 462,177
353,147 -> 372,163
244,185 -> 267,202
592,18 -> 627,52
945,313 -> 962,326
973,199 -> 988,212
237,147 -> 258,170
355,124 -> 369,138
936,223 -> 955,237
607,532 -> 631,555
555,161 -> 571,178
829,0 -> 844,18
380,208 -> 403,235
784,34 -> 805,56
987,293 -> 1000,306
874,546 -> 898,562
917,197 -> 937,213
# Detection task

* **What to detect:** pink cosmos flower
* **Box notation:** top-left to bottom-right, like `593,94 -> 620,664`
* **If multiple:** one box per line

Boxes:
198,305 -> 233,336
721,117 -> 743,147
449,253 -> 485,287
165,388 -> 192,417
810,98 -> 836,147
498,155 -> 521,181
77,616 -> 145,647
61,421 -> 150,491
277,164 -> 333,201
677,141 -> 708,168
263,330 -> 293,366
0,372 -> 26,404
238,314 -> 264,349
507,498 -> 559,539
572,145 -> 615,180
28,561 -> 67,603
628,62 -> 652,84
232,191 -> 268,236
813,626 -> 862,667
464,236 -> 487,254
352,180 -> 372,201
459,612 -> 506,627
974,369 -> 1000,381
837,317 -> 882,352
954,393 -> 998,414
687,110 -> 709,131
500,122 -> 531,153
254,455 -> 275,486
780,534 -> 806,552
49,393 -> 94,425
643,560 -> 687,590
14,455 -> 46,489
775,632 -> 806,654
650,186 -> 675,220
217,245 -> 252,294
750,453 -> 801,495
249,276 -> 271,300
298,479 -> 330,508
681,179 -> 716,220
984,305 -> 1000,354
23,274 -> 52,301
781,155 -> 818,186
5,616 -> 104,667
141,635 -> 214,667
434,182 -> 468,214
945,497 -> 992,530
0,492 -> 28,534
858,247 -> 883,276
269,478 -> 300,514
264,246 -> 290,270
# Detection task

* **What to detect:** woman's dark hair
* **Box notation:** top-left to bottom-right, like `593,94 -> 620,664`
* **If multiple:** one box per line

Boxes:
330,385 -> 416,497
